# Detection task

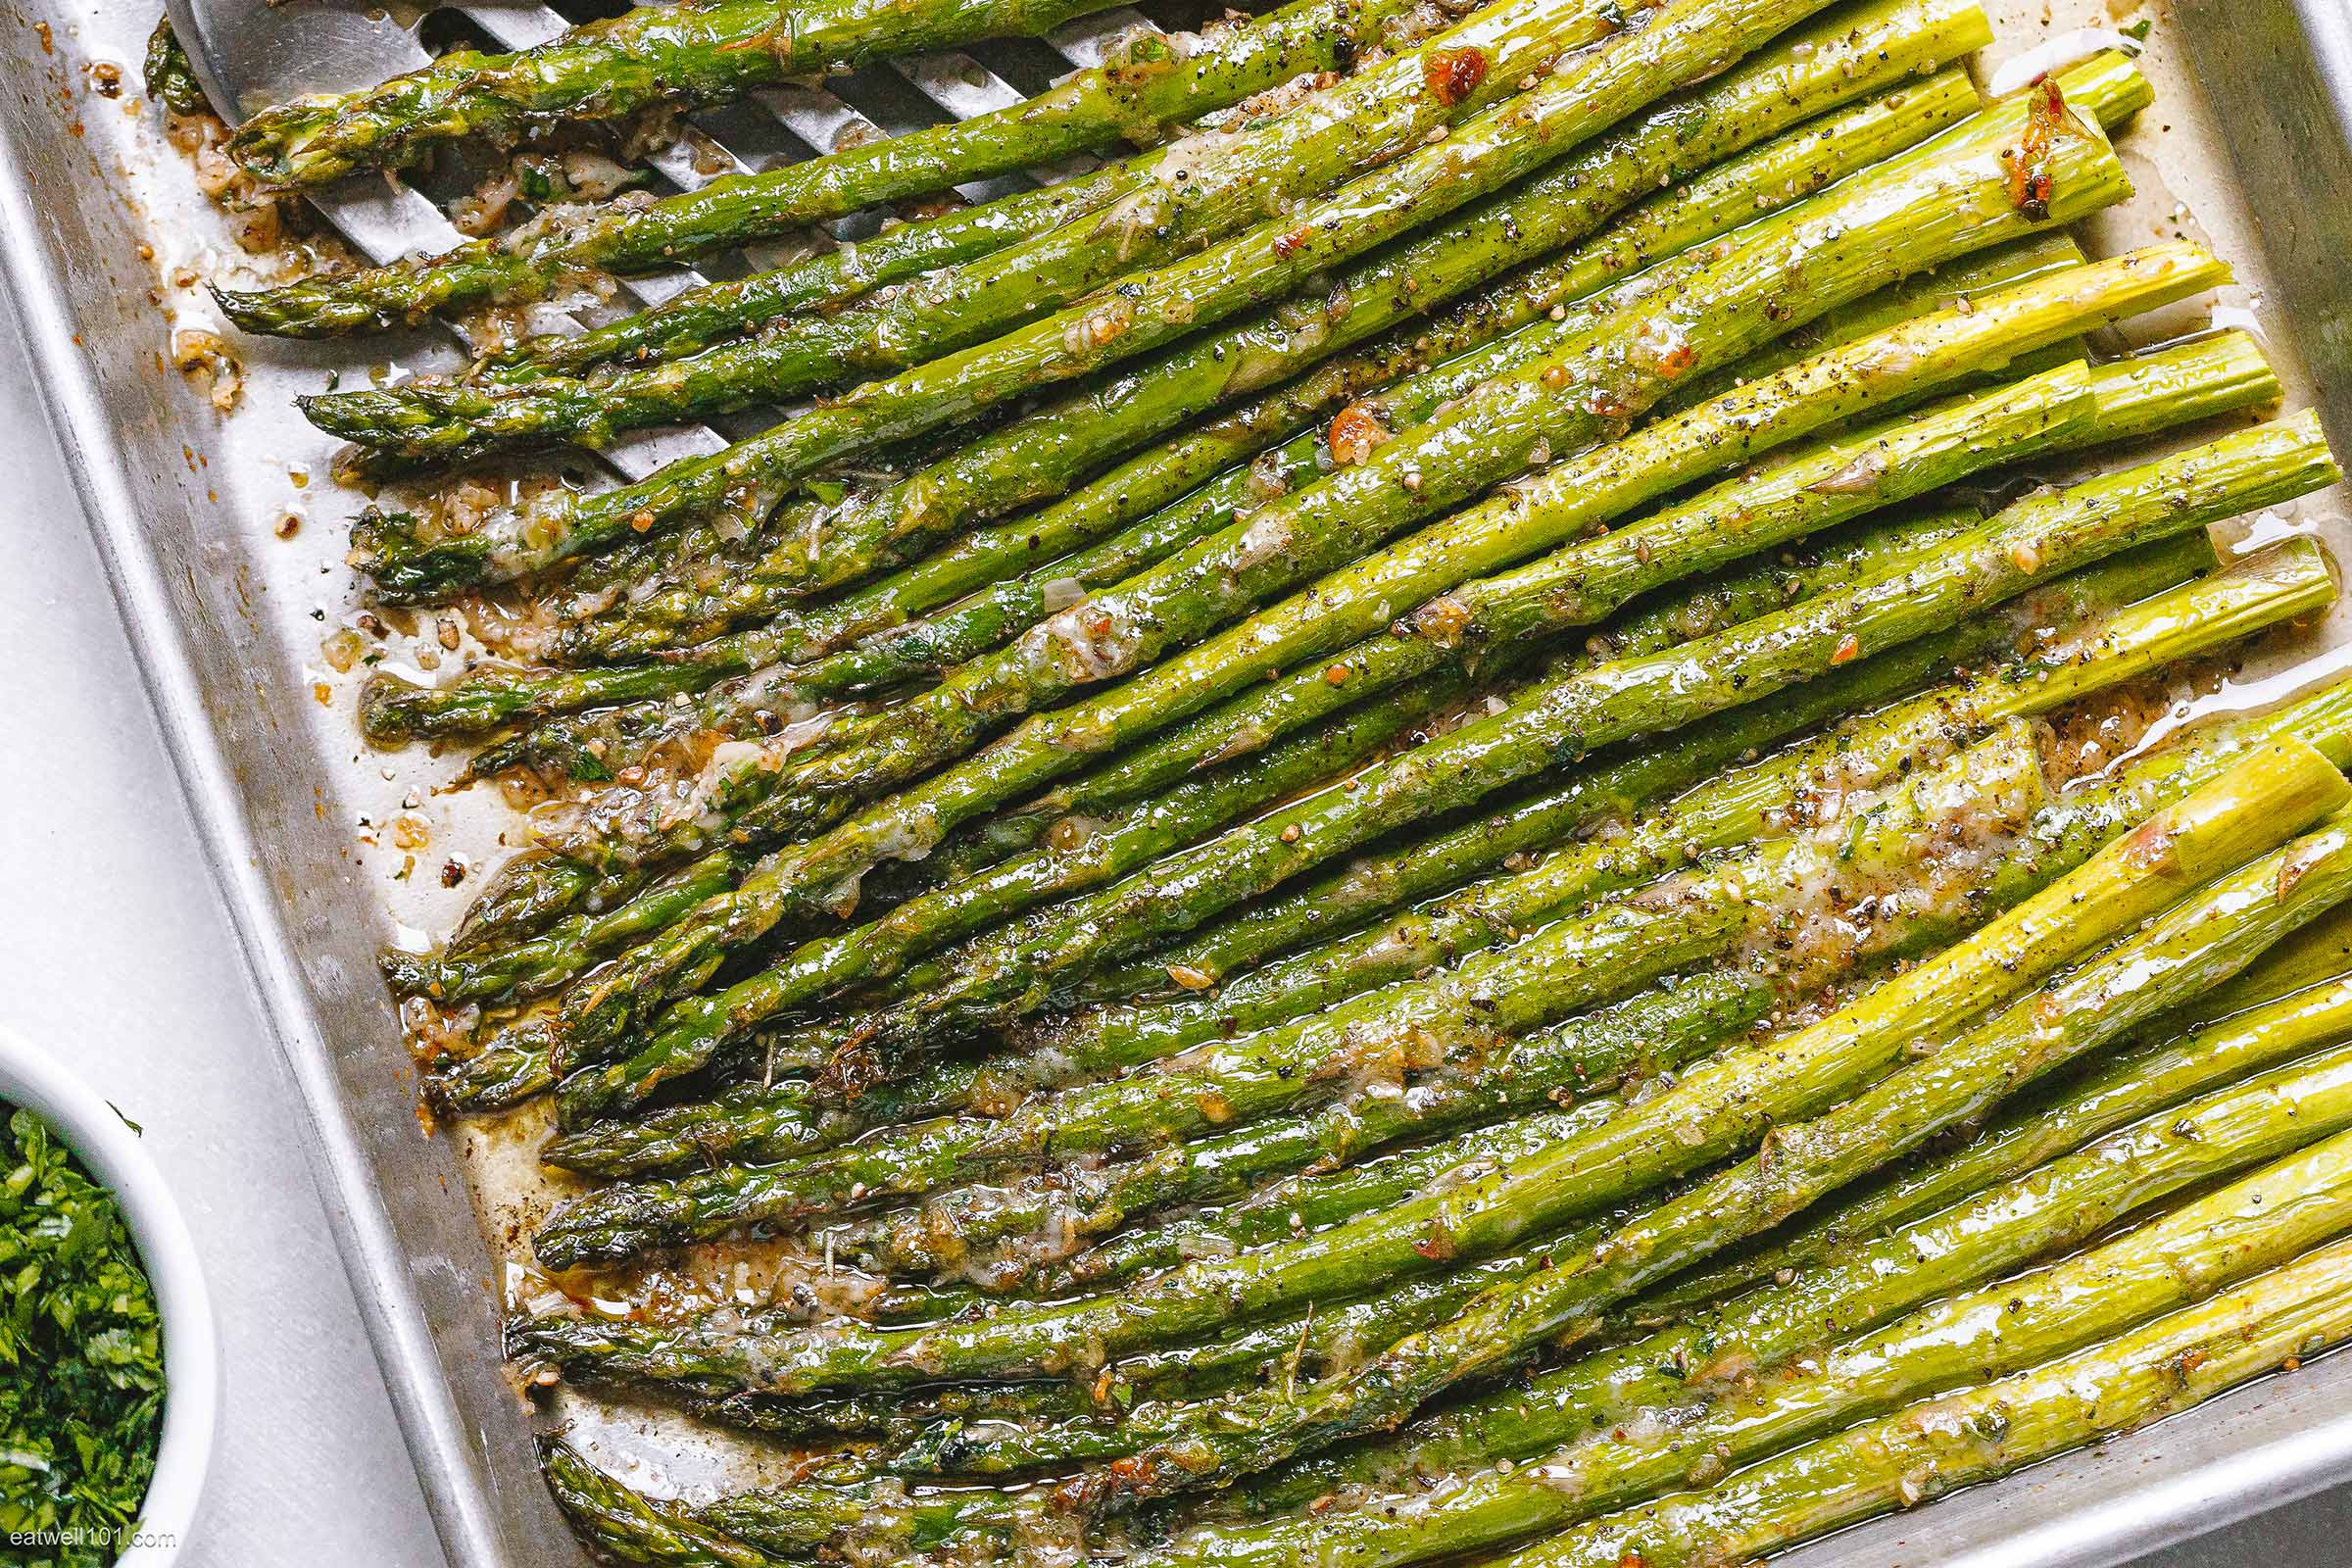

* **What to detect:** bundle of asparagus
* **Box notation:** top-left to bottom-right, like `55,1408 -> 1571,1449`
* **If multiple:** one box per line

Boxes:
185,0 -> 2352,1559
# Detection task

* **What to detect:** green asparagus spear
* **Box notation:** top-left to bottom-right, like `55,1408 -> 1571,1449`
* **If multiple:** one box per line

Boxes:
533,713 -> 2062,1266
306,0 -> 1616,463
1075,796 -> 2352,1507
1483,1236 -> 2352,1568
1237,909 -> 2352,1514
542,518 -> 2316,1252
514,520 -> 2219,1149
473,170 -> 1139,384
534,1023 -> 2352,1566
841,543 -> 2336,1288
516,516 -> 1994,1158
540,625 -> 2248,1259
416,228 -> 2166,1055
1641,910 -> 2352,1317
1089,490 -> 2269,1016
539,227 -> 2187,1081
555,59 -> 2047,680
142,18 -> 206,118
462,621 -> 1489,1019
560,391 -> 2318,1124
225,0 -> 1164,190
838,965 -> 1776,1286
506,733 -> 2347,1392
509,505 -> 2005,1142
1053,518 -> 2321,1069
914,1024 -> 2352,1500
346,0 -> 1899,598
800,357 -> 2293,1071
810,909 -> 2352,1515
225,0 -> 1445,293
688,1376 -> 1088,1445
368,41 -> 1994,747
540,1437 -> 780,1568
522,351 -> 2085,1046
311,2 -> 1994,471
1139,1106 -> 2352,1568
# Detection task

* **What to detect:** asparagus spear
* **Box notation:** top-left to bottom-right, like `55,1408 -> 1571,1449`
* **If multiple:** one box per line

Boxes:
664,530 -> 2294,1250
516,514 -> 1996,1154
1142,1108 -> 2352,1568
307,0 -> 1622,465
559,398 -> 2323,1122
539,229 -> 2189,1080
225,0 -> 1447,295
540,1438 -> 781,1568
536,1037 -> 2352,1566
1483,1235 -> 2352,1568
714,232 -> 2097,890
367,45 -> 1995,749
541,617 -> 2306,1261
1641,908 -> 2352,1317
313,2 -> 1991,469
908,1024 -> 2352,1496
531,351 -> 2087,1040
545,1430 -> 1033,1566
1055,524 -> 2319,1072
1076,797 -> 2352,1507
223,0 -> 1213,191
1060,907 -> 2352,1314
502,519 -> 2215,1142
536,715 -> 2060,1265
460,622 -> 1490,1018
346,0 -> 1917,599
837,964 -> 1777,1286
1240,910 -> 2352,1513
507,735 -> 2346,1391
472,503 -> 1980,951
554,66 -> 2052,683
471,170 -> 1140,384
833,352 -> 2289,1055
467,1 -> 1949,387
142,18 -> 205,118
835,543 -> 2336,1287
418,237 -> 2168,1057
433,321 -> 2259,1127
543,1240 -> 1617,1561
508,509 -> 2009,1143
640,912 -> 2352,1552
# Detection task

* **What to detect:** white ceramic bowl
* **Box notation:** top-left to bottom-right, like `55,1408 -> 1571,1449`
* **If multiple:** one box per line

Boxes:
0,1021 -> 218,1565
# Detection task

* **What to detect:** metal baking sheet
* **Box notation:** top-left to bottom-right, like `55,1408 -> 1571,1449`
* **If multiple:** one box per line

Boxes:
5,0 -> 2352,1562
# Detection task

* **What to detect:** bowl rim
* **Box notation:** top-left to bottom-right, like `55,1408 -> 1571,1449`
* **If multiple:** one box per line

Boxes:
0,1019 -> 219,1566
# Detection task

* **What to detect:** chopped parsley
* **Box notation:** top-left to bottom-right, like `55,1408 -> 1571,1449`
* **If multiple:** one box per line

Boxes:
1,1104 -> 165,1567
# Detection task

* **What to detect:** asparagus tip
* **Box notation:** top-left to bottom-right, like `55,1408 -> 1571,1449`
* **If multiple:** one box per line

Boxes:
351,507 -> 488,603
357,668 -> 430,748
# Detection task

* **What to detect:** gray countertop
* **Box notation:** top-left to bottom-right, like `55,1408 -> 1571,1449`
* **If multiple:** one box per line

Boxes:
0,300 -> 444,1565
0,305 -> 2342,1568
